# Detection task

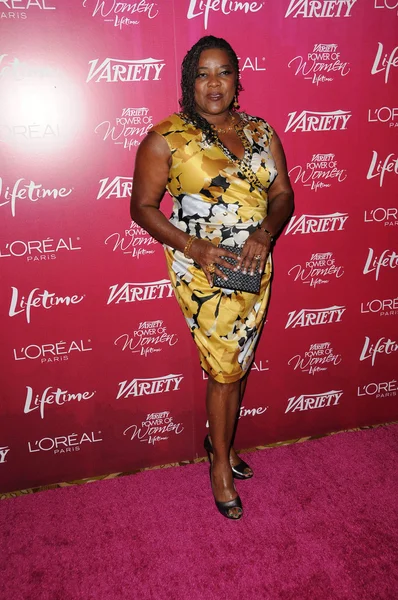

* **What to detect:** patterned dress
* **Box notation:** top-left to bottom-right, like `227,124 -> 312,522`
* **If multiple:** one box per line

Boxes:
152,112 -> 278,383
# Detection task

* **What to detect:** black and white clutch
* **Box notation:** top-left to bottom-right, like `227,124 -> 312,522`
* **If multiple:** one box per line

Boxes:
213,244 -> 261,294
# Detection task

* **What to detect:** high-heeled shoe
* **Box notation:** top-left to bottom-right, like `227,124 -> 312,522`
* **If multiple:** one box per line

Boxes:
204,434 -> 253,480
204,435 -> 243,520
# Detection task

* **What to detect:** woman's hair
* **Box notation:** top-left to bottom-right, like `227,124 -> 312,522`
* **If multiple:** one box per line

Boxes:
179,36 -> 243,141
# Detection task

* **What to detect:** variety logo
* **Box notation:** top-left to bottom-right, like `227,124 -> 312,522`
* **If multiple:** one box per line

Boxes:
0,445 -> 10,463
368,106 -> 398,128
123,410 -> 184,446
363,247 -> 398,280
285,0 -> 357,18
285,110 -> 351,132
371,42 -> 398,84
240,56 -> 266,72
289,153 -> 347,192
187,0 -> 264,30
0,237 -> 81,261
116,374 -> 183,399
9,287 -> 85,324
374,0 -> 398,13
0,177 -> 73,217
288,341 -> 342,375
105,221 -> 157,260
13,339 -> 93,363
285,212 -> 348,235
114,320 -> 178,358
86,58 -> 165,83
360,336 -> 398,366
0,122 -> 60,143
0,54 -> 59,79
82,0 -> 158,29
28,431 -> 103,454
367,151 -> 398,187
364,207 -> 398,226
286,305 -> 346,329
358,378 -> 397,399
97,176 -> 132,199
95,107 -> 153,151
288,252 -> 344,288
24,386 -> 96,420
361,296 -> 398,317
107,279 -> 173,304
288,43 -> 349,85
285,390 -> 343,413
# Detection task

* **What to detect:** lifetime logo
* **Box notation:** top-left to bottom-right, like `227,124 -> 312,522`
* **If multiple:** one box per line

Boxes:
107,280 -> 174,304
187,0 -> 264,30
86,57 -> 165,82
285,212 -> 348,235
285,110 -> 351,132
285,305 -> 346,328
285,390 -> 343,413
116,374 -> 184,399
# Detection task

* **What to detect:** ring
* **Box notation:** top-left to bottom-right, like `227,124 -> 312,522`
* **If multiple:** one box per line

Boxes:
254,255 -> 261,260
206,263 -> 216,274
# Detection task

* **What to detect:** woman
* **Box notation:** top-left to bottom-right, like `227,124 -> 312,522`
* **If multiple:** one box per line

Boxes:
130,36 -> 294,520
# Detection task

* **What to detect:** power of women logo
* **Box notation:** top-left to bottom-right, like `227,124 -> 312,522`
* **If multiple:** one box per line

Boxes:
288,43 -> 350,85
288,342 -> 342,375
289,153 -> 347,192
82,0 -> 159,29
95,107 -> 153,151
123,411 -> 184,446
105,222 -> 157,260
288,252 -> 344,287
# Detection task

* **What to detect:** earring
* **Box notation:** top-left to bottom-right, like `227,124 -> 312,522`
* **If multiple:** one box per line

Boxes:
233,95 -> 239,110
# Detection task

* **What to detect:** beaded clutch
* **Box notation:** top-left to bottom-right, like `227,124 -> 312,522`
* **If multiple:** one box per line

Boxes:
213,244 -> 261,294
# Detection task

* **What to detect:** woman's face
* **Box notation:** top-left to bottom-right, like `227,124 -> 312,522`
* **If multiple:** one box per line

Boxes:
194,48 -> 237,119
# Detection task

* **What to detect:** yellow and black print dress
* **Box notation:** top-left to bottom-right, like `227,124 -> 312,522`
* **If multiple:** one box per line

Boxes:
152,112 -> 278,383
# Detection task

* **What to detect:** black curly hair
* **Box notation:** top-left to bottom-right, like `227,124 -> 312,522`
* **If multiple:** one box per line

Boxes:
179,36 -> 243,142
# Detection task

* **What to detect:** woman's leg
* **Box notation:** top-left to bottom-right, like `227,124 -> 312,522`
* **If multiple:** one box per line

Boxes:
206,376 -> 241,512
228,373 -> 252,471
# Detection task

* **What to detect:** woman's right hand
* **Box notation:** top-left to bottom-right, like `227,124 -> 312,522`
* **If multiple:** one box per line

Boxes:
188,239 -> 238,287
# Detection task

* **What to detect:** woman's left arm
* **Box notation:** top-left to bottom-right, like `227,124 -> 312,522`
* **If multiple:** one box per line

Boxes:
240,130 -> 294,275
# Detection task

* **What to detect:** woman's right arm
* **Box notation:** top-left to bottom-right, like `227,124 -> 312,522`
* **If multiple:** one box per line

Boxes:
130,131 -> 235,285
130,131 -> 189,253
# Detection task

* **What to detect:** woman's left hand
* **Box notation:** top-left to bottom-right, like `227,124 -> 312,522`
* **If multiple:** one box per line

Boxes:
238,229 -> 272,275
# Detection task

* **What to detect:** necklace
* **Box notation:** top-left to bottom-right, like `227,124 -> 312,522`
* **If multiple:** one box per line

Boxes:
210,113 -> 238,134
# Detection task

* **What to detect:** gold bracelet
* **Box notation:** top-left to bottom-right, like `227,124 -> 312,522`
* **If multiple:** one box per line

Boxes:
183,235 -> 196,258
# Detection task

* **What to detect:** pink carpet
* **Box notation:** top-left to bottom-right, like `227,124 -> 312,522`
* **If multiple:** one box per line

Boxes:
1,425 -> 398,600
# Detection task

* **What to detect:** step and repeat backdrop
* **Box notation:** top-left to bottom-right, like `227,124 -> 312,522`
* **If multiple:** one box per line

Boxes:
0,0 -> 397,493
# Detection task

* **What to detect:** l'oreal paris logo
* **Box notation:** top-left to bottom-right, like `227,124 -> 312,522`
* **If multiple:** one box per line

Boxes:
86,58 -> 165,82
285,110 -> 351,132
187,0 -> 264,30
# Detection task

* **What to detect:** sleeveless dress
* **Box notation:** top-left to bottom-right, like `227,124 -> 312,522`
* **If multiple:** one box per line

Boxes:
152,112 -> 278,383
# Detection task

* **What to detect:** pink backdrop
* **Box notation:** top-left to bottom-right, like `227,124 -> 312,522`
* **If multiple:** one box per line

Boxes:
0,0 -> 397,494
